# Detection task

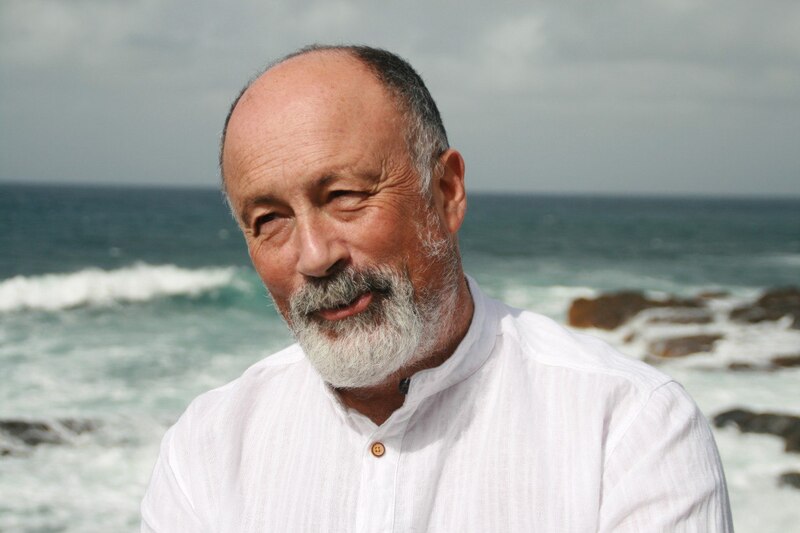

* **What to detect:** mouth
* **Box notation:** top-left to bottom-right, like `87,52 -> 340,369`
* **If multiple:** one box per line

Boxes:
315,291 -> 374,321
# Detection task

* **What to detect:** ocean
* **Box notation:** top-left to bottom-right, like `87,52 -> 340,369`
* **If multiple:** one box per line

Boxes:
1,183 -> 799,531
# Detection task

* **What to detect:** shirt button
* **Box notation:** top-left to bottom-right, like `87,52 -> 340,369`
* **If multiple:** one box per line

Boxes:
371,442 -> 385,457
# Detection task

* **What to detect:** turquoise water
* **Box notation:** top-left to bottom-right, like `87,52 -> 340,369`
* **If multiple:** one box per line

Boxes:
1,184 -> 799,531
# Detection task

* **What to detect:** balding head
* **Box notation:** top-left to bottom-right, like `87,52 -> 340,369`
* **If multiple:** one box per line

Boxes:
220,45 -> 449,200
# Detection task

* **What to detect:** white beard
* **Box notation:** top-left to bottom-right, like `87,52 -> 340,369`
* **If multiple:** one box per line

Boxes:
287,265 -> 425,388
282,209 -> 462,389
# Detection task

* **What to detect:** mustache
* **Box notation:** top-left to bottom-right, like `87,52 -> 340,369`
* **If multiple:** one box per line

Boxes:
289,266 -> 397,317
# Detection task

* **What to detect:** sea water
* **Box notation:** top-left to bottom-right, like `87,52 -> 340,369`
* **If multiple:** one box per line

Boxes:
1,184 -> 799,531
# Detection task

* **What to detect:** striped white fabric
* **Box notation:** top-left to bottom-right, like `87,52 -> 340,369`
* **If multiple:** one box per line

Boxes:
141,277 -> 733,532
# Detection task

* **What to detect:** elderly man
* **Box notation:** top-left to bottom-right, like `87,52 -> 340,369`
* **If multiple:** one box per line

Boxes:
142,45 -> 732,532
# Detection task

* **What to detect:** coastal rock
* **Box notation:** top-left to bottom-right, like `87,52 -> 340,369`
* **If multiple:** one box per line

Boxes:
730,287 -> 800,328
725,354 -> 800,372
0,418 -> 98,457
646,309 -> 714,325
771,354 -> 800,368
727,362 -> 759,371
567,292 -> 702,330
648,334 -> 722,358
779,472 -> 800,490
713,408 -> 800,453
698,290 -> 730,300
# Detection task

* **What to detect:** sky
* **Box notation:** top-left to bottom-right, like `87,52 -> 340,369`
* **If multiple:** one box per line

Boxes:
1,0 -> 799,196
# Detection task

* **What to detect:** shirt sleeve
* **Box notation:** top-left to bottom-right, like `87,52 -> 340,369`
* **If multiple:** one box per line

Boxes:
598,381 -> 734,532
140,424 -> 208,533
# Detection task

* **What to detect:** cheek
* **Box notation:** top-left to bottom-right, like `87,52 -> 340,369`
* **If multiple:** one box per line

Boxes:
248,240 -> 295,310
349,209 -> 416,263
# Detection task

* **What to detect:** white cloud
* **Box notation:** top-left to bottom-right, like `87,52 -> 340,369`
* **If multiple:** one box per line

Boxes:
479,13 -> 548,90
0,0 -> 165,68
0,0 -> 797,195
299,0 -> 360,34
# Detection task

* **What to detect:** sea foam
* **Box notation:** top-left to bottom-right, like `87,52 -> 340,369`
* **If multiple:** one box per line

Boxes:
0,264 -> 239,312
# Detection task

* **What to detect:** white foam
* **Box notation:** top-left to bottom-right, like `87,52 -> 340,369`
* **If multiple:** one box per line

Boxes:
0,264 -> 240,312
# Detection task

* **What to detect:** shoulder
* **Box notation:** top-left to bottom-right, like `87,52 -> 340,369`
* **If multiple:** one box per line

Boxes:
172,343 -> 310,435
484,297 -> 709,462
491,298 -> 672,394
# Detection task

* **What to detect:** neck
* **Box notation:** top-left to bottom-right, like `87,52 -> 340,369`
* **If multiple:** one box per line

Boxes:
336,276 -> 474,425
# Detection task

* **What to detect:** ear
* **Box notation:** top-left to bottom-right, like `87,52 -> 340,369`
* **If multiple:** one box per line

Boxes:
432,148 -> 467,235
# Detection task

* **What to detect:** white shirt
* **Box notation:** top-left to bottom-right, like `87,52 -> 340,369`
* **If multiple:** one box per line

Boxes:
142,277 -> 733,532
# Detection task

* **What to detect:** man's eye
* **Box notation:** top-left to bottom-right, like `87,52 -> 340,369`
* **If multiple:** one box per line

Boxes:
329,190 -> 365,203
329,190 -> 353,199
253,213 -> 277,234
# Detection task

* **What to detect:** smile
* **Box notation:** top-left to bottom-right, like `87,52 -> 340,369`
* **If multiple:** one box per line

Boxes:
316,291 -> 374,321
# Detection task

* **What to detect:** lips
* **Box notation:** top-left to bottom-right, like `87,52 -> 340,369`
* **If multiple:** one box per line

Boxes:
315,291 -> 373,321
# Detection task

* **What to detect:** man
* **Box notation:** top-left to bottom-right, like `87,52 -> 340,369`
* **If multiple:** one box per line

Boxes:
142,45 -> 733,532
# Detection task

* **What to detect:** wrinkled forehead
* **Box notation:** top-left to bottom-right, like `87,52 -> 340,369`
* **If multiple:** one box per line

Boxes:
222,52 -> 406,179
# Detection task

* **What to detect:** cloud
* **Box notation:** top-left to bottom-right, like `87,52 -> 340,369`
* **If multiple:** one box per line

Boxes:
0,0 -> 167,68
299,0 -> 360,34
0,0 -> 798,195
479,13 -> 548,90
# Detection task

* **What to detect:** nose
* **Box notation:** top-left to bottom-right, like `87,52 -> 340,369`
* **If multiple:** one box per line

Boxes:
294,213 -> 349,278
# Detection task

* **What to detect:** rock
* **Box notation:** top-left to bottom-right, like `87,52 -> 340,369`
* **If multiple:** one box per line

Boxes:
568,292 -> 702,330
727,362 -> 758,371
0,420 -> 66,446
771,354 -> 800,368
713,408 -> 800,453
646,309 -> 713,325
648,334 -> 723,358
0,418 -> 98,456
779,471 -> 800,489
723,354 -> 800,372
698,290 -> 729,300
730,287 -> 800,328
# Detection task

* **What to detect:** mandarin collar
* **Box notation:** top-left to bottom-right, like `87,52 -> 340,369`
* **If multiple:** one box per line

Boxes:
320,275 -> 499,431
399,275 -> 497,407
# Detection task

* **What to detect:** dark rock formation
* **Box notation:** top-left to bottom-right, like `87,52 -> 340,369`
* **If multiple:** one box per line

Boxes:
771,354 -> 800,368
779,471 -> 800,490
698,290 -> 730,300
713,408 -> 800,453
730,287 -> 800,329
724,354 -> 800,372
648,334 -> 723,358
0,418 -> 98,457
727,362 -> 758,371
568,292 -> 702,330
646,310 -> 714,325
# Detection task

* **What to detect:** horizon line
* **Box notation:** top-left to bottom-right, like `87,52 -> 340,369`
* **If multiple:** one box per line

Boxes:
2,179 -> 799,202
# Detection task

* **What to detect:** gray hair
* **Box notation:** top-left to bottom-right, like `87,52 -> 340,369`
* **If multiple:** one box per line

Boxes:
219,44 -> 449,198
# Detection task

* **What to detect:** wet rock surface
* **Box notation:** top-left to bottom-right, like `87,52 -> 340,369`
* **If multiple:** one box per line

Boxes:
770,354 -> 800,368
0,419 -> 98,457
648,334 -> 723,358
713,408 -> 800,453
730,287 -> 800,328
646,310 -> 714,325
779,472 -> 800,490
726,354 -> 800,372
567,292 -> 702,330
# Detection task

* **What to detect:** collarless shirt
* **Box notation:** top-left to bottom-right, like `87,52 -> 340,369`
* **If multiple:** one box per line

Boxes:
142,277 -> 733,532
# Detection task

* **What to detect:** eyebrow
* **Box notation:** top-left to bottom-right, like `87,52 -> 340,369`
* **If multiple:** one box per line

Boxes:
239,194 -> 280,226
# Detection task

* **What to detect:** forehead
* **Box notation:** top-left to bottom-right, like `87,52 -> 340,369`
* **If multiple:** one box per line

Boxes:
222,52 -> 407,186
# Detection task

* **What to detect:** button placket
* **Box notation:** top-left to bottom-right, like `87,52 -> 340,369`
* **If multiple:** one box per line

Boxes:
353,421 -> 411,533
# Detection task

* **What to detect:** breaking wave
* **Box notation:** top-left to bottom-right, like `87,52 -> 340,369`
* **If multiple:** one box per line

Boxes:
0,263 -> 241,313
